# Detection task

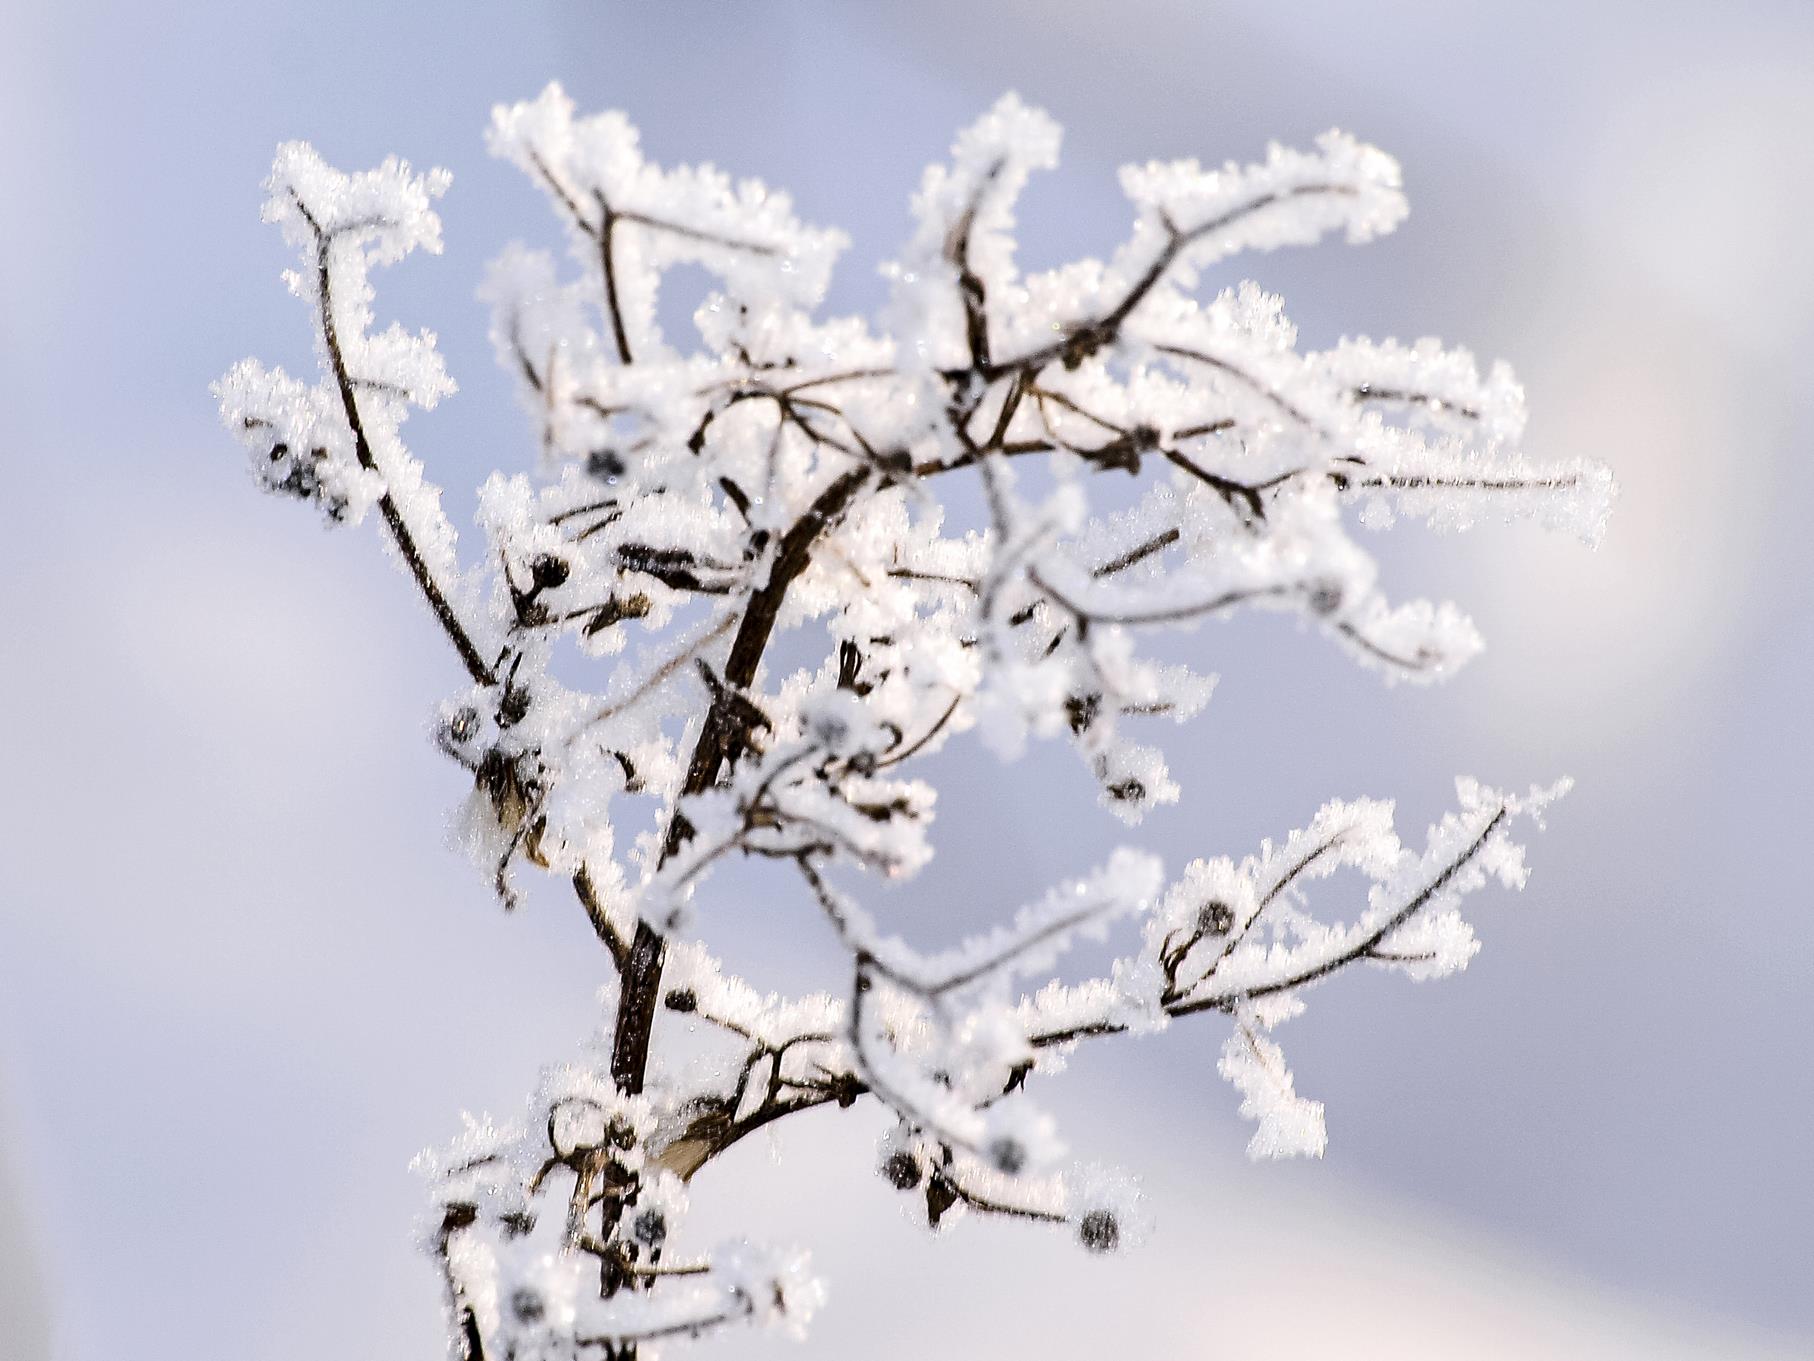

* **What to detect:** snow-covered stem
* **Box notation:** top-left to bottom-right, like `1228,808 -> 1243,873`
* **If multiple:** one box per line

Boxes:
220,85 -> 1609,1360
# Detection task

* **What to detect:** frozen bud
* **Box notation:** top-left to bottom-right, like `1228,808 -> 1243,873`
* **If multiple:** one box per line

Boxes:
815,713 -> 850,748
530,553 -> 570,589
663,988 -> 698,1013
587,449 -> 625,480
509,1287 -> 545,1324
632,1207 -> 667,1246
983,1105 -> 1064,1175
1106,778 -> 1147,805
1307,579 -> 1345,616
881,1150 -> 923,1190
1065,1163 -> 1146,1252
1196,900 -> 1234,935
1078,1209 -> 1120,1254
497,683 -> 533,727
264,443 -> 314,500
1065,693 -> 1102,735
986,1137 -> 1028,1176
435,704 -> 490,768
801,688 -> 887,759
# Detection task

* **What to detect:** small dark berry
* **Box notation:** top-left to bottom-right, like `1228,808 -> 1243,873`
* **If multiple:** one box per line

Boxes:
530,554 -> 570,589
1078,1209 -> 1120,1253
1196,900 -> 1234,935
1065,693 -> 1102,735
632,1208 -> 667,1246
498,686 -> 531,728
510,1287 -> 545,1323
881,1150 -> 922,1190
987,1137 -> 1027,1176
663,988 -> 697,1013
587,449 -> 626,480
1307,580 -> 1344,616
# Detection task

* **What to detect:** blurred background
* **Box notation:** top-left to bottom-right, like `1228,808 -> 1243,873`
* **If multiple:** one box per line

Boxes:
2,2 -> 1811,1357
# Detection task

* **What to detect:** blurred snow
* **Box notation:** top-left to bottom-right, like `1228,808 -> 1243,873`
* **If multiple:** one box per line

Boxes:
2,2 -> 1810,1358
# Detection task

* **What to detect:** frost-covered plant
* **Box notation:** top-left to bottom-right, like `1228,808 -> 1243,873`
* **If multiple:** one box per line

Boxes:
218,85 -> 1612,1359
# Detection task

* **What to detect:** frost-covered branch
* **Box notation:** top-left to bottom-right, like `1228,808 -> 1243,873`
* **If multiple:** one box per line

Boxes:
220,85 -> 1610,1359
219,146 -> 497,685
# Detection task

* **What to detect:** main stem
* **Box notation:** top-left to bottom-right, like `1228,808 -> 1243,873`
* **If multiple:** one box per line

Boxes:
607,466 -> 873,1095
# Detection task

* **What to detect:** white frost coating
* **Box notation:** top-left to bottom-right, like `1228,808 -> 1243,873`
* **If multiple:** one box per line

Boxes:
1335,594 -> 1486,684
1315,336 -> 1528,445
220,138 -> 485,672
1119,129 -> 1408,258
865,847 -> 1163,997
488,83 -> 847,363
1063,1162 -> 1153,1253
214,358 -> 383,524
1219,1019 -> 1328,1160
262,140 -> 452,263
221,91 -> 1607,1358
888,92 -> 1063,370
